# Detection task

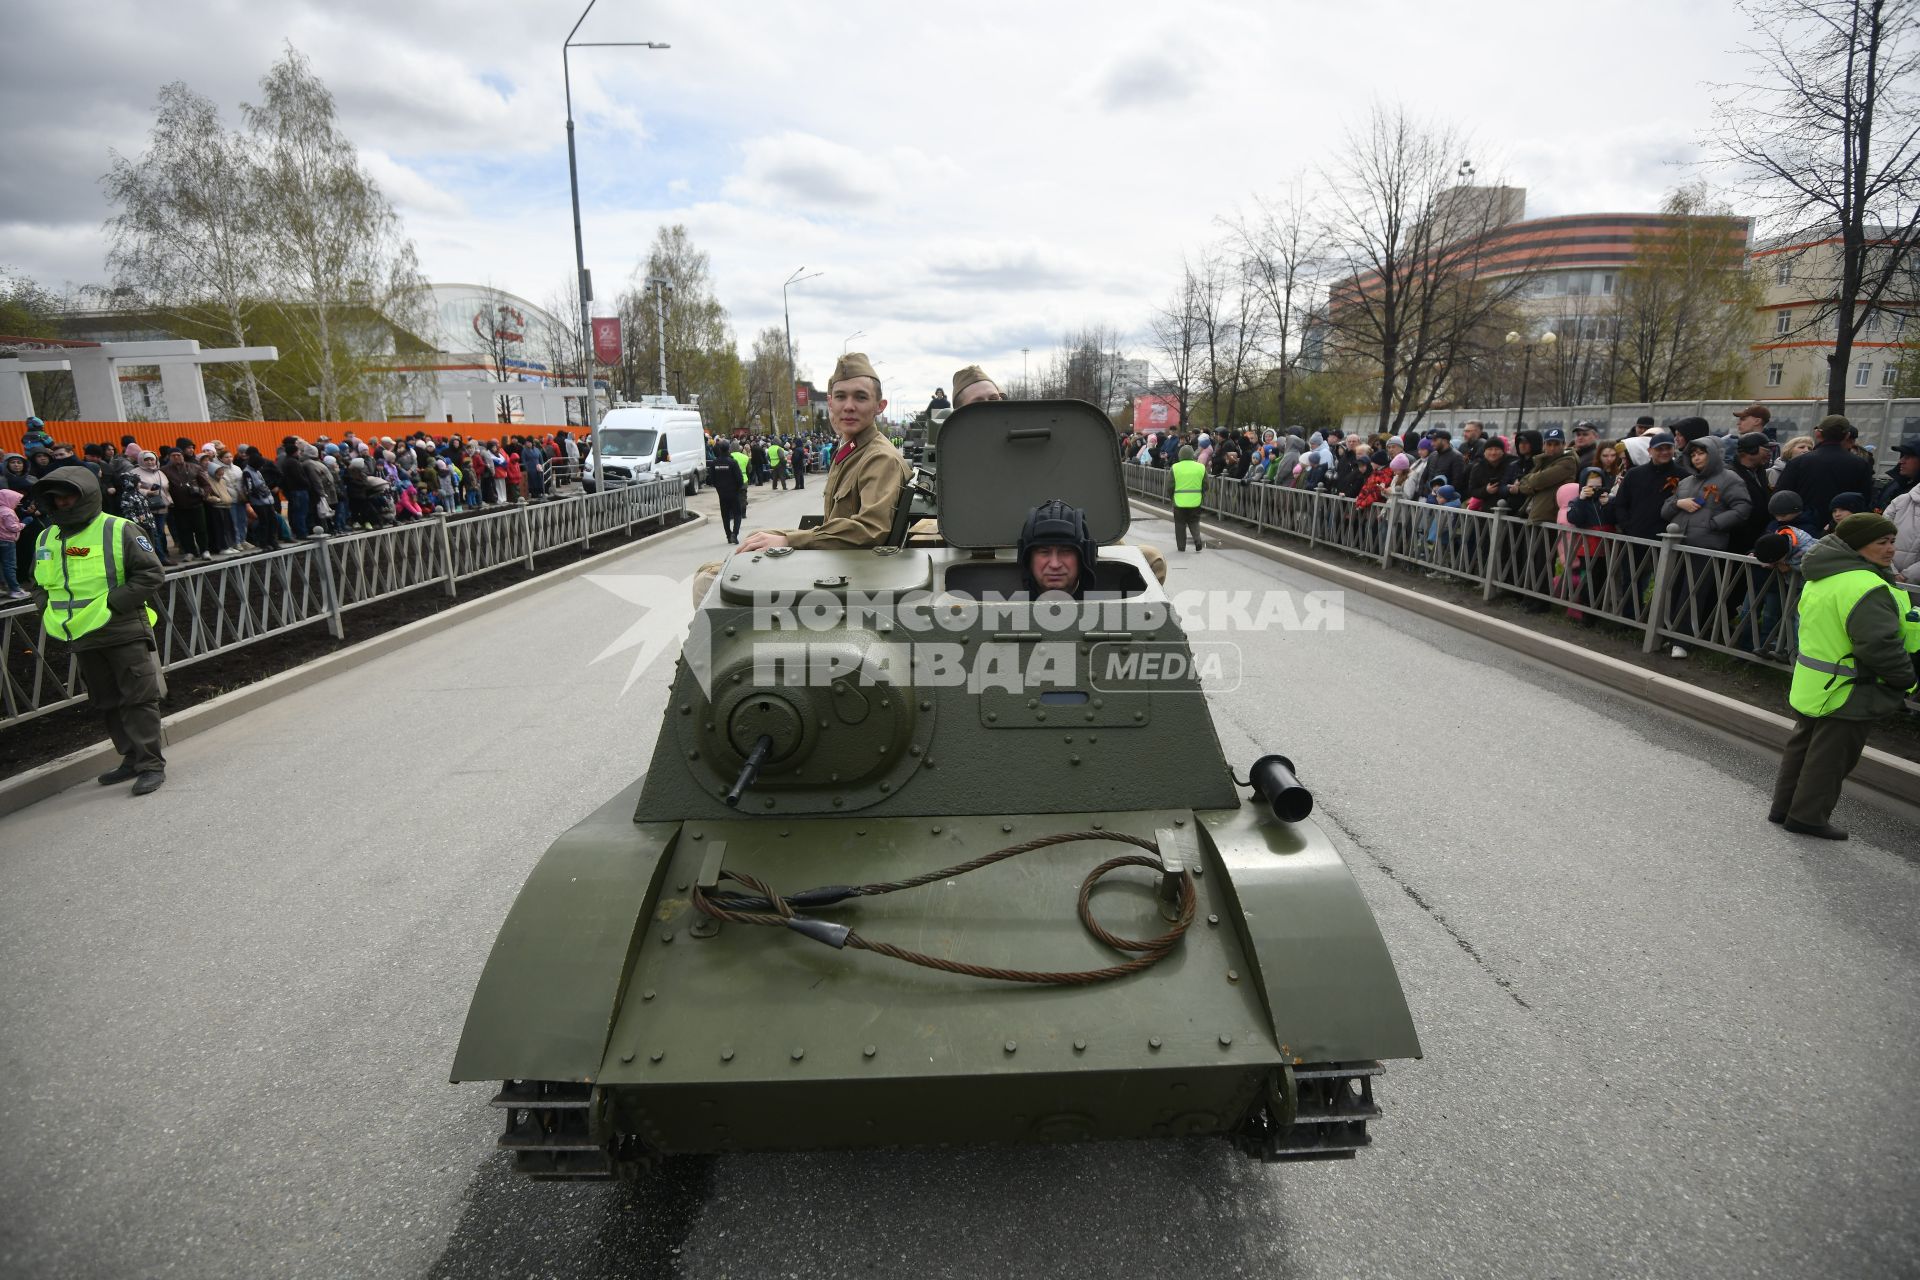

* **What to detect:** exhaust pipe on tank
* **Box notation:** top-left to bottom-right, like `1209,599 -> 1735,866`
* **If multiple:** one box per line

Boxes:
1247,754 -> 1313,823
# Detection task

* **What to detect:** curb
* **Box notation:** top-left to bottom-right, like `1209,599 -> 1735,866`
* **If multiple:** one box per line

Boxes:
1133,499 -> 1920,817
0,511 -> 707,819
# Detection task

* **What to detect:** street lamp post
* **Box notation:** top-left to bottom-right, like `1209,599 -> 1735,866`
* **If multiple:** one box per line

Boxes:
1505,329 -> 1557,432
783,267 -> 822,439
564,0 -> 667,490
842,330 -> 864,354
645,276 -> 672,396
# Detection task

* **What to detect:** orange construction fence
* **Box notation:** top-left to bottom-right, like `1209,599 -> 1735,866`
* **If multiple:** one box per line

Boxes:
6,420 -> 579,457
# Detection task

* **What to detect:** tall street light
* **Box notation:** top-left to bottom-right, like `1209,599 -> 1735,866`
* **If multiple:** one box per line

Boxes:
1504,329 -> 1556,432
783,267 -> 821,440
564,0 -> 667,490
843,330 -> 864,354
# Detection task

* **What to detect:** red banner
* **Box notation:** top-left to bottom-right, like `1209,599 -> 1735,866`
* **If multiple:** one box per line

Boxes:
591,317 -> 621,365
795,383 -> 810,407
1133,393 -> 1180,432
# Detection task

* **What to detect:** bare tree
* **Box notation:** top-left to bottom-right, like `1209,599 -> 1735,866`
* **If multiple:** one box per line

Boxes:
1319,106 -> 1537,434
1149,261 -> 1207,427
103,83 -> 270,419
1226,185 -> 1326,430
1612,185 -> 1760,401
615,225 -> 736,409
246,45 -> 430,421
470,281 -> 530,423
743,324 -> 789,432
1711,0 -> 1920,410
540,275 -> 589,425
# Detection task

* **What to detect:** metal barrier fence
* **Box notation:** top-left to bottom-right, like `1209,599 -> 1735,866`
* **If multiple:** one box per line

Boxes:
0,477 -> 683,729
1123,464 -> 1841,674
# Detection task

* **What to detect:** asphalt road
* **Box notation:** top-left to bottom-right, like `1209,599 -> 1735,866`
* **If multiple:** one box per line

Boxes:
2,487 -> 1915,1279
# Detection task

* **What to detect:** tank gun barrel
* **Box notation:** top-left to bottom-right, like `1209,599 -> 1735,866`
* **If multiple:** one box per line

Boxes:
724,735 -> 775,807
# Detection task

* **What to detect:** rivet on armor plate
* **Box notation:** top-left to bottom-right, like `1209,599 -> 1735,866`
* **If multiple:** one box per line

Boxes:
763,798 -> 775,808
1070,755 -> 1081,765
1133,711 -> 1144,721
1088,735 -> 1098,743
731,673 -> 743,683
724,626 -> 736,636
1063,735 -> 1073,744
687,749 -> 699,760
833,797 -> 845,807
691,831 -> 703,840
1227,969 -> 1240,982
661,931 -> 674,943
679,704 -> 691,715
862,1045 -> 877,1059
721,1048 -> 734,1062
1219,1034 -> 1233,1047
856,828 -> 866,836
987,712 -> 998,722
1093,698 -> 1104,708
1004,1040 -> 1017,1054
1091,820 -> 1103,829
919,700 -> 931,711
1002,823 -> 1014,833
650,1051 -> 664,1063
1026,698 -> 1038,709
791,1048 -> 805,1061
621,1052 -> 634,1063
1036,712 -> 1046,721
1207,914 -> 1220,926
909,745 -> 922,756
931,825 -> 942,834
1149,1037 -> 1162,1050
643,989 -> 656,1000
1084,712 -> 1095,722
1073,1039 -> 1087,1053
780,829 -> 789,837
676,882 -> 688,892
879,783 -> 892,793
1174,818 -> 1186,826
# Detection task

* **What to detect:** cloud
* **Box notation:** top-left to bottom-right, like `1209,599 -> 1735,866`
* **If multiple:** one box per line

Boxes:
0,0 -> 1765,408
1096,42 -> 1202,110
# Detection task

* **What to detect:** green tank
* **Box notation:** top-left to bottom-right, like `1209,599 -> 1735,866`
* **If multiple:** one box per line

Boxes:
451,399 -> 1420,1180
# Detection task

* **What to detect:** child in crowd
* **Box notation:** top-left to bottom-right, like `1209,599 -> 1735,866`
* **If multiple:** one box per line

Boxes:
1737,530 -> 1810,658
0,487 -> 26,597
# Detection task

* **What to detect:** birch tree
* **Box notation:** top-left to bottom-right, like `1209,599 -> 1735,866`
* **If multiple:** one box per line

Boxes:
245,46 -> 429,421
102,82 -> 270,419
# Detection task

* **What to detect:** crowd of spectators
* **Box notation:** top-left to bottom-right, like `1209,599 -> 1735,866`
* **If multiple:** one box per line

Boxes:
1123,407 -> 1920,661
3,418 -> 585,574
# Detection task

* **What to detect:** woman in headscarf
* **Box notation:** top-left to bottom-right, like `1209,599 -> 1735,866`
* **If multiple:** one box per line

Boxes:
133,451 -> 173,563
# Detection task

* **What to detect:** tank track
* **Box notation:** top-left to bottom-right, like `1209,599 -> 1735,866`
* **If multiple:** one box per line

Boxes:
491,1060 -> 1383,1176
1232,1060 -> 1384,1162
492,1080 -> 619,1180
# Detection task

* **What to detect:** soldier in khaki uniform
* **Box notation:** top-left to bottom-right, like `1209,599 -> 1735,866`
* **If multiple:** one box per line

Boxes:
739,352 -> 907,552
29,465 -> 170,794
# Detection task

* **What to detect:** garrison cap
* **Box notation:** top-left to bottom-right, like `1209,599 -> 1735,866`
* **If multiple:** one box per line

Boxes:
951,364 -> 993,400
831,351 -> 882,396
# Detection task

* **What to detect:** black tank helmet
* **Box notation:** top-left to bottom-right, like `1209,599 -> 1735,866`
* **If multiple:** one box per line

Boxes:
1017,497 -> 1097,597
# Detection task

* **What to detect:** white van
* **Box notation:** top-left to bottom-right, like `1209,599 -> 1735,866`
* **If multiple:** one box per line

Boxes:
586,397 -> 708,494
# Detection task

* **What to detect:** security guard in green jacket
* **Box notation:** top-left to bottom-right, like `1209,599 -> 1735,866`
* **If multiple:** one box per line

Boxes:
769,441 -> 787,490
731,445 -> 751,489
29,465 -> 170,795
1769,513 -> 1915,839
1171,444 -> 1206,552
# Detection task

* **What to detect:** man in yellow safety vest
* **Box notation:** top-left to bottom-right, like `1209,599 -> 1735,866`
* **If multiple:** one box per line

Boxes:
29,465 -> 170,794
1171,444 -> 1207,552
1768,512 -> 1916,839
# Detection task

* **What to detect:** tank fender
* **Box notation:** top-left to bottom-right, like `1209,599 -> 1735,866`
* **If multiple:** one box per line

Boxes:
451,779 -> 679,1084
1194,805 -> 1422,1064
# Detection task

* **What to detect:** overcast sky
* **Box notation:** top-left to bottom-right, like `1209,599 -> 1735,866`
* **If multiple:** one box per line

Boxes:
1,0 -> 1758,410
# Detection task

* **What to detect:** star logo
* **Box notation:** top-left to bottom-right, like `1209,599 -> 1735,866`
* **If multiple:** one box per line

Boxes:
584,572 -> 716,698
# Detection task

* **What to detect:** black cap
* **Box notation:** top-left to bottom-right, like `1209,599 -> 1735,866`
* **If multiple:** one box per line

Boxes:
1829,491 -> 1867,513
1018,498 -> 1095,593
1736,432 -> 1769,454
1543,427 -> 1565,443
1635,415 -> 1656,426
1648,432 -> 1676,447
1674,416 -> 1711,442
1897,437 -> 1920,458
1752,532 -> 1792,564
1574,420 -> 1600,433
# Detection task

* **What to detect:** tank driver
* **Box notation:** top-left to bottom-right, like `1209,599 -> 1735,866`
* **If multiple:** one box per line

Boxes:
1018,498 -> 1098,598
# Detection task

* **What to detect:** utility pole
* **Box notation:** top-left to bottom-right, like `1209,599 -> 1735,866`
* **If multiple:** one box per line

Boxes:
562,1 -> 667,488
646,275 -> 672,397
783,267 -> 822,438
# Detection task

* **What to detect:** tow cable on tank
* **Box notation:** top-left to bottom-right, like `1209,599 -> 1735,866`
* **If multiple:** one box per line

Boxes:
691,831 -> 1195,985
